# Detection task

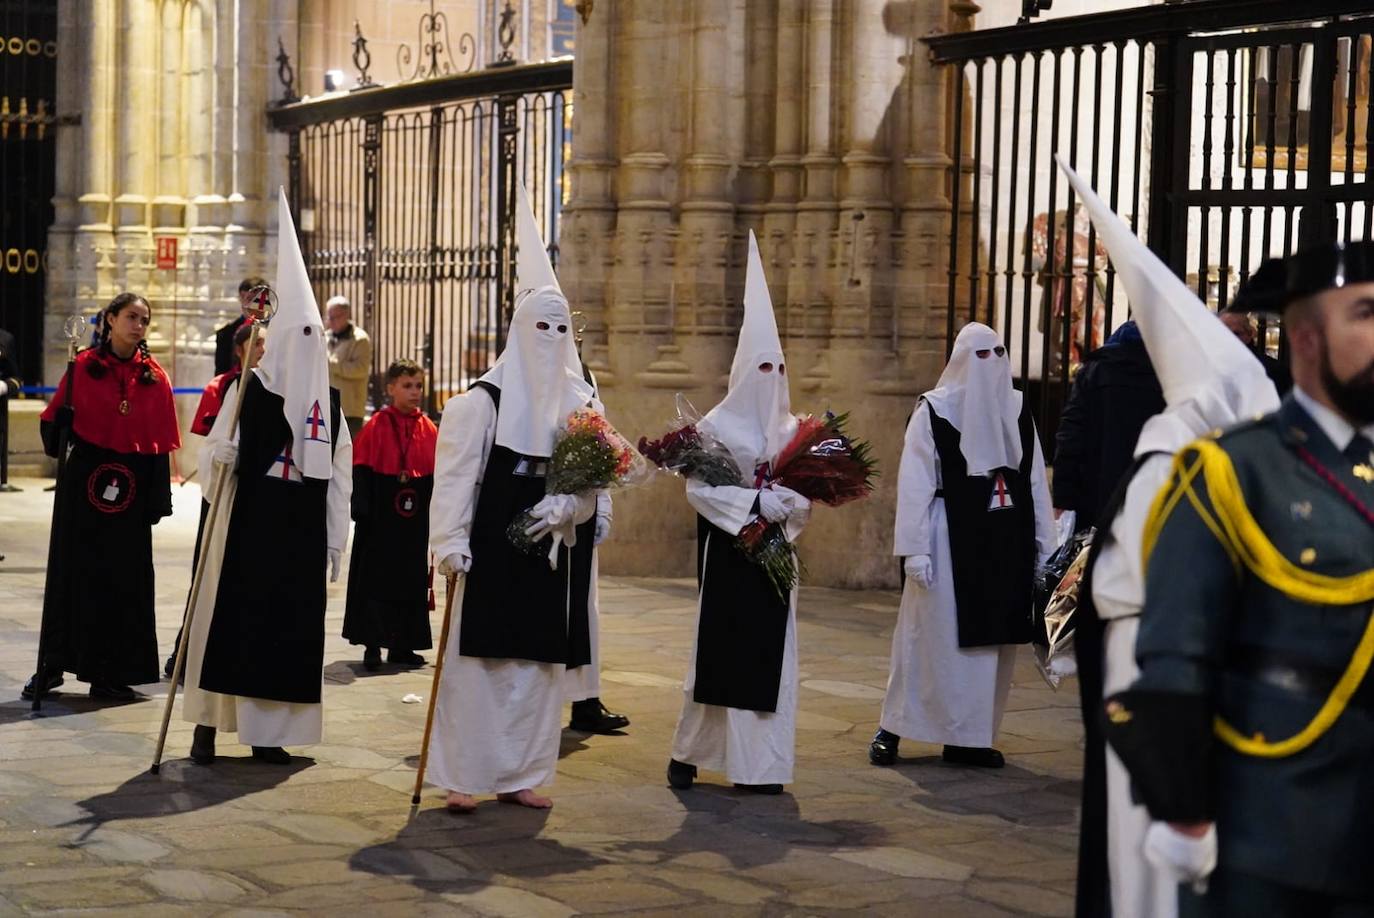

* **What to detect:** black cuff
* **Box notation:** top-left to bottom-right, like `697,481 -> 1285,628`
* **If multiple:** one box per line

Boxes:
1103,689 -> 1215,823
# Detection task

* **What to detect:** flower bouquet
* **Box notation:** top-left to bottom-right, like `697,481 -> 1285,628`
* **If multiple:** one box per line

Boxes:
736,412 -> 878,600
507,407 -> 649,563
639,399 -> 877,601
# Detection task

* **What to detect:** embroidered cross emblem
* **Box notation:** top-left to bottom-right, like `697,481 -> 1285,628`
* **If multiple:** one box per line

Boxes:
304,400 -> 329,443
987,472 -> 1014,511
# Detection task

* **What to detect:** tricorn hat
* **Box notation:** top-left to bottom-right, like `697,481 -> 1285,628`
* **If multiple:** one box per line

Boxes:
1228,240 -> 1374,315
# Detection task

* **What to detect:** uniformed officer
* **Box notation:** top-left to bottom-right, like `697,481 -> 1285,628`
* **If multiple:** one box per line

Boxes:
1104,240 -> 1374,917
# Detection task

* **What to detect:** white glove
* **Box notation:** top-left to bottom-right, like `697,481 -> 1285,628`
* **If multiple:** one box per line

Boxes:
594,515 -> 611,546
1143,822 -> 1217,893
0,381 -> 7,398
904,554 -> 934,589
757,489 -> 789,523
438,552 -> 472,576
327,549 -> 342,583
770,484 -> 812,517
1055,510 -> 1077,546
212,439 -> 238,468
524,494 -> 579,541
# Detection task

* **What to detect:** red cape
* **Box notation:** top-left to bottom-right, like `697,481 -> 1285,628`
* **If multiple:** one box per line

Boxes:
42,347 -> 181,454
352,405 -> 438,477
190,368 -> 240,436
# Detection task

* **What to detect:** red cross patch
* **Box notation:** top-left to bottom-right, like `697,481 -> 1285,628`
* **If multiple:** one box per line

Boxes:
304,400 -> 330,443
987,472 -> 1014,511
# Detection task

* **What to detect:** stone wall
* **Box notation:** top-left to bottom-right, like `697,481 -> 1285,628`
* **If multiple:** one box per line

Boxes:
561,0 -> 975,588
45,0 -> 293,453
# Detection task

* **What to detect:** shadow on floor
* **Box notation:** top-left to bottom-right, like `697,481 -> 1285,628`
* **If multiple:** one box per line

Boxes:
349,802 -> 604,895
0,690 -> 153,727
887,757 -> 1081,827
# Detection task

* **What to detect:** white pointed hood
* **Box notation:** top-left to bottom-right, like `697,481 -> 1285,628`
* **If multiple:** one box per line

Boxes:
255,187 -> 336,480
477,182 -> 591,457
923,322 -> 1023,476
701,231 -> 797,472
1055,156 -> 1279,456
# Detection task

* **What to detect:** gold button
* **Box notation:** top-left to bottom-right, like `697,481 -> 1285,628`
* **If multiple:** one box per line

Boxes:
1300,547 -> 1317,565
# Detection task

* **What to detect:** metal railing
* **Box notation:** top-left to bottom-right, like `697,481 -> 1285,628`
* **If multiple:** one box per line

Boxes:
926,0 -> 1374,443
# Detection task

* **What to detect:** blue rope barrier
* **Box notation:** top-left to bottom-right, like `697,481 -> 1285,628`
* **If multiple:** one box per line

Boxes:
19,386 -> 207,395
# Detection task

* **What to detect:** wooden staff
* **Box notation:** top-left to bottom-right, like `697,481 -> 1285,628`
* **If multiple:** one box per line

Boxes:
150,292 -> 270,774
412,571 -> 460,805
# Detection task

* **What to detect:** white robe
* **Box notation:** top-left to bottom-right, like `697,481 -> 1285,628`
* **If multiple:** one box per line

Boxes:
669,478 -> 806,786
564,491 -> 610,703
426,388 -> 593,794
1090,454 -> 1179,918
181,376 -> 352,746
879,401 -> 1055,748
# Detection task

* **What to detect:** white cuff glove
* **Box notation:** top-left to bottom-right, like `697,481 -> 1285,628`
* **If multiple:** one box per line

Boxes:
594,515 -> 611,546
1143,822 -> 1217,894
524,494 -> 578,541
327,549 -> 342,583
213,439 -> 239,469
904,554 -> 934,590
0,381 -> 7,398
757,488 -> 788,523
438,552 -> 472,576
770,484 -> 812,517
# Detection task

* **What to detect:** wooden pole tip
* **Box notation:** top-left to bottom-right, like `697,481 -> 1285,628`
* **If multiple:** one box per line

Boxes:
410,794 -> 421,806
149,763 -> 161,775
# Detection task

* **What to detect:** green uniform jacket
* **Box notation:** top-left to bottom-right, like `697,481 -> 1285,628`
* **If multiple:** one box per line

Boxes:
1106,395 -> 1374,899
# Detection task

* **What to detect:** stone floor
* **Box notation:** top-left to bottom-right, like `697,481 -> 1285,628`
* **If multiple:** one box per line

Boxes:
0,476 -> 1083,917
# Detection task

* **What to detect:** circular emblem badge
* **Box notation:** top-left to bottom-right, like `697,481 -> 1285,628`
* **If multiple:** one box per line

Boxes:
394,487 -> 419,519
87,463 -> 136,514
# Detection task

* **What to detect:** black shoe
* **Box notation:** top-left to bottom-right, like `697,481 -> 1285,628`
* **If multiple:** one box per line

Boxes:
667,758 -> 696,790
942,745 -> 1005,768
21,671 -> 64,701
89,683 -> 136,701
569,698 -> 630,734
733,783 -> 784,795
869,729 -> 900,766
251,746 -> 291,765
190,725 -> 216,765
387,649 -> 425,667
363,647 -> 382,672
163,656 -> 176,678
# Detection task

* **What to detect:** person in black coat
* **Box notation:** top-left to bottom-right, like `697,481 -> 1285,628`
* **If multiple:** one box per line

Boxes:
0,326 -> 20,395
1051,320 -> 1165,529
213,277 -> 268,375
1219,310 -> 1294,397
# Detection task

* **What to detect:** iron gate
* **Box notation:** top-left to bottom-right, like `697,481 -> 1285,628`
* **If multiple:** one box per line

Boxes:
268,53 -> 572,415
0,0 -> 57,386
926,0 -> 1374,441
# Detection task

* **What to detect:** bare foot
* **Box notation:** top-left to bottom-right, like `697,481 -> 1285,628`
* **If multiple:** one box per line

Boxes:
496,788 -> 553,809
445,791 -> 477,813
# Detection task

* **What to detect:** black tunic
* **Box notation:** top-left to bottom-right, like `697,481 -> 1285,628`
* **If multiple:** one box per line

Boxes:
928,399 -> 1039,648
39,435 -> 170,686
692,513 -> 791,713
198,374 -> 342,704
456,382 -> 592,667
342,467 -> 434,651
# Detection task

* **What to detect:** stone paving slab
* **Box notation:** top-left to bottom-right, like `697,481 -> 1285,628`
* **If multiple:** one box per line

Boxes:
0,477 -> 1083,915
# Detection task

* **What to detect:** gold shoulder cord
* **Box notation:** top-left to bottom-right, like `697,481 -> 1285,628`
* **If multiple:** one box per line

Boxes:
1142,440 -> 1374,759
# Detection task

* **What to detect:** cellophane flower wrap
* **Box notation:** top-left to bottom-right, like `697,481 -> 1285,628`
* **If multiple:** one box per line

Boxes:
507,407 -> 650,557
735,411 -> 878,600
639,399 -> 877,601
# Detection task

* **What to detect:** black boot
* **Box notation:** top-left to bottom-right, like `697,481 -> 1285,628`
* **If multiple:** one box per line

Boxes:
251,746 -> 291,765
21,671 -> 64,701
387,649 -> 425,667
942,745 -> 1005,768
667,758 -> 696,790
362,647 -> 382,672
190,725 -> 216,765
163,655 -> 176,678
869,728 -> 900,766
569,698 -> 630,734
733,783 -> 784,795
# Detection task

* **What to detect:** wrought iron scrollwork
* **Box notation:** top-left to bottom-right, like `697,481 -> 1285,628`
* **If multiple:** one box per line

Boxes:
494,0 -> 518,67
352,20 -> 376,89
397,0 -> 476,83
276,36 -> 298,105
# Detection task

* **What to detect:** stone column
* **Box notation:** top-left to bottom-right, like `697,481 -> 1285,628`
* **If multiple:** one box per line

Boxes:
113,0 -> 154,231
560,0 -> 617,382
763,0 -> 803,306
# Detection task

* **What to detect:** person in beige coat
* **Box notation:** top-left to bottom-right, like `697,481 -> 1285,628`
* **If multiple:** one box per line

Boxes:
325,295 -> 373,438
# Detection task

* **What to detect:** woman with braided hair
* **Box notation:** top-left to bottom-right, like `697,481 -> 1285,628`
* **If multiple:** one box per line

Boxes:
23,293 -> 181,702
